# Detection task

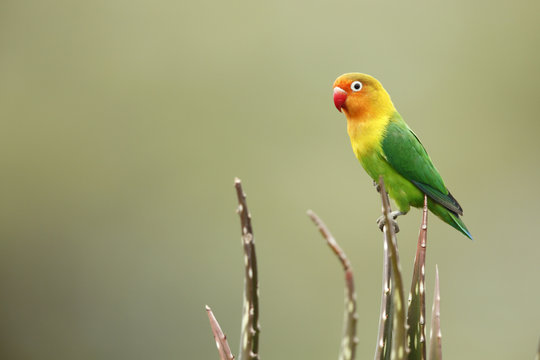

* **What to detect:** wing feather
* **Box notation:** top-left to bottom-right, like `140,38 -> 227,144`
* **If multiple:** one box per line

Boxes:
381,115 -> 463,215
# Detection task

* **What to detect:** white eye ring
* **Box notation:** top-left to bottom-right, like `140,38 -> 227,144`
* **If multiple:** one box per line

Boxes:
351,81 -> 362,92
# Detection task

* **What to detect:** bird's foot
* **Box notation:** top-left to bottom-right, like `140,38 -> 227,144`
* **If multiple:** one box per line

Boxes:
376,211 -> 405,233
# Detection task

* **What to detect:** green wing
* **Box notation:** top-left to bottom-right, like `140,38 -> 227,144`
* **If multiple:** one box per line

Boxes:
381,114 -> 463,215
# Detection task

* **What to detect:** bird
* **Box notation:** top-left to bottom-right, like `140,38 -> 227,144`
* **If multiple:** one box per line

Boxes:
332,73 -> 472,240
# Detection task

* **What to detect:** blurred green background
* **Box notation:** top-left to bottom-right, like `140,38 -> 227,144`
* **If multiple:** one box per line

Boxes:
1,0 -> 539,359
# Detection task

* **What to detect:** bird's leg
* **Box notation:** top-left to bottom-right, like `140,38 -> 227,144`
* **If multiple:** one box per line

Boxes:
376,211 -> 405,233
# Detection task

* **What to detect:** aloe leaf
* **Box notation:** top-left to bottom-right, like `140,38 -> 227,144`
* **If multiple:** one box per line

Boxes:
428,266 -> 442,360
206,305 -> 236,360
307,210 -> 358,360
234,178 -> 260,360
407,195 -> 429,360
378,177 -> 408,360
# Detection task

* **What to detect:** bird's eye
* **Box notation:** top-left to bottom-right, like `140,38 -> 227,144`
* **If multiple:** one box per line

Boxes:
351,81 -> 363,92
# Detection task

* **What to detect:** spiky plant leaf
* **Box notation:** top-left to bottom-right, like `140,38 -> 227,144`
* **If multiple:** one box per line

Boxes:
206,305 -> 235,360
307,210 -> 358,360
428,266 -> 442,360
407,196 -> 428,360
234,178 -> 260,360
378,177 -> 408,360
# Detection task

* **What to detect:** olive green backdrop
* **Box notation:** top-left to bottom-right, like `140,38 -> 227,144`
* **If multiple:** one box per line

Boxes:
1,1 -> 539,359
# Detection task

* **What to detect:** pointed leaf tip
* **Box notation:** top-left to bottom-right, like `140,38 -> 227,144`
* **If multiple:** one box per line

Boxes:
206,306 -> 235,360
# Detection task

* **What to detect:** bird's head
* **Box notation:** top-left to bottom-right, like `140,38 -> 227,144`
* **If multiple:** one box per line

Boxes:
333,73 -> 394,120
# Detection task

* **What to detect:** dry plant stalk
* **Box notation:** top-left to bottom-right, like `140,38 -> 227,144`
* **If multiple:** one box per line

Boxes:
307,210 -> 358,360
234,178 -> 260,360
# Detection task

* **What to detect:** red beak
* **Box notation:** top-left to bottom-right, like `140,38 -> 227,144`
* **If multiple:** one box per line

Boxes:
333,87 -> 348,112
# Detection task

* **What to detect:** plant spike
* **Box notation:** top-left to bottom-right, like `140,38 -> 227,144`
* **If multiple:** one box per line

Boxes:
428,266 -> 442,360
307,210 -> 358,360
407,195 -> 429,360
206,305 -> 236,360
378,177 -> 408,360
234,178 -> 260,360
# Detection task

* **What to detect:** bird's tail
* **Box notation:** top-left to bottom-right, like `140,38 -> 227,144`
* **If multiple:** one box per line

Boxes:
429,201 -> 473,240
447,212 -> 473,241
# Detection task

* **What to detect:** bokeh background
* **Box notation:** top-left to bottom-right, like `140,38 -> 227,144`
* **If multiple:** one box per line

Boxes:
1,0 -> 539,359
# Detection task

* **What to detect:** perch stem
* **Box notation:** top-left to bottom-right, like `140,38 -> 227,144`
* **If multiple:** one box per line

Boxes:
378,177 -> 408,360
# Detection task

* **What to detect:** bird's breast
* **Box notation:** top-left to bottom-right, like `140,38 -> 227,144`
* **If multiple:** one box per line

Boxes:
347,116 -> 389,159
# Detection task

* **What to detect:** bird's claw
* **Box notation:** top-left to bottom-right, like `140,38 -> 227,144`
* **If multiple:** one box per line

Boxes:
373,180 -> 381,193
376,211 -> 403,233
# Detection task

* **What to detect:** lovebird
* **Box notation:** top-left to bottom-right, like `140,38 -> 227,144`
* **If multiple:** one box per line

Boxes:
333,73 -> 472,240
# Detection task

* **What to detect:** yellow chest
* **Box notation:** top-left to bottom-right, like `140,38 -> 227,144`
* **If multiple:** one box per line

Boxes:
347,115 -> 389,159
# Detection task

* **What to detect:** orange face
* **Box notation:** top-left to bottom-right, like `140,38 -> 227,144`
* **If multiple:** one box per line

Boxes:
333,73 -> 391,119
